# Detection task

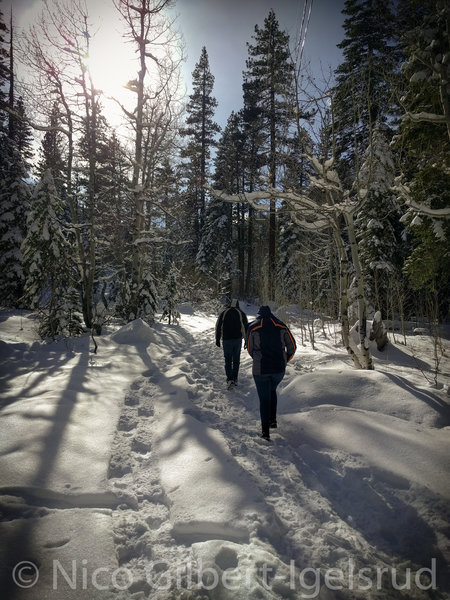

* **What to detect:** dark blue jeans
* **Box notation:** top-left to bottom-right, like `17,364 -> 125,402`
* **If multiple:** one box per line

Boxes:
253,372 -> 285,430
222,338 -> 242,382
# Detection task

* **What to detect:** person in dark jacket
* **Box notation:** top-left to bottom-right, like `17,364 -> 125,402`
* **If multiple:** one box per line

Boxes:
216,299 -> 248,388
246,305 -> 296,441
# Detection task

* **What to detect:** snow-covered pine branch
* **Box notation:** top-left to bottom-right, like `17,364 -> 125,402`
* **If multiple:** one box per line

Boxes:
404,201 -> 450,218
393,179 -> 450,219
207,185 -> 342,221
402,111 -> 447,126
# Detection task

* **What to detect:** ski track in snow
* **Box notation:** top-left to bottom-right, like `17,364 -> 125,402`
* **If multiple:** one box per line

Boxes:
105,312 -> 450,600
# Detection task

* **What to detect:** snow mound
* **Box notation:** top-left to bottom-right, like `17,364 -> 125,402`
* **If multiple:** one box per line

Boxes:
282,405 -> 450,499
111,318 -> 155,345
280,370 -> 450,499
282,369 -> 448,427
178,303 -> 195,315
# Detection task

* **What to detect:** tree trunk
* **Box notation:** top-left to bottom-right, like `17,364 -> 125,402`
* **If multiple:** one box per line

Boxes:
129,1 -> 148,318
334,229 -> 363,369
268,87 -> 277,300
245,206 -> 254,297
345,212 -> 374,369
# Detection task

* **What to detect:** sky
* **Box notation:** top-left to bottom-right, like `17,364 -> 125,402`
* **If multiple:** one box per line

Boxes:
5,0 -> 346,129
174,0 -> 345,126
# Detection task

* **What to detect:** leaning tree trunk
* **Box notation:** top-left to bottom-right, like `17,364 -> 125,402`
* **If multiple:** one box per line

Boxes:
345,211 -> 374,370
334,227 -> 363,369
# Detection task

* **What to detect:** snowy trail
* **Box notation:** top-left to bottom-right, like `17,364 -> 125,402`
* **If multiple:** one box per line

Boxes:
107,310 -> 450,599
107,316 -> 311,598
1,307 -> 449,600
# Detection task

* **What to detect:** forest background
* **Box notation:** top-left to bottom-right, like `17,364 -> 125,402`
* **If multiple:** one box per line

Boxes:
0,0 -> 448,370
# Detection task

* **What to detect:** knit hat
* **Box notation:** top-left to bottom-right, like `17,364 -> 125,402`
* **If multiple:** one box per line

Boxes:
257,305 -> 272,317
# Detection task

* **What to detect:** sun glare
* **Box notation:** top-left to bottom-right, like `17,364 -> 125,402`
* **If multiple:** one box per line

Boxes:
77,2 -> 138,128
85,29 -> 136,126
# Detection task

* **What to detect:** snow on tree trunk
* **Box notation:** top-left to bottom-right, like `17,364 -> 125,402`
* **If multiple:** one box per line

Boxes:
345,211 -> 374,370
370,310 -> 389,351
210,183 -> 375,369
334,229 -> 363,369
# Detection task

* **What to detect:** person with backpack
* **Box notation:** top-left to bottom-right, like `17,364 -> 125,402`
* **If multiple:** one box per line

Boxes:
215,299 -> 248,389
246,305 -> 296,441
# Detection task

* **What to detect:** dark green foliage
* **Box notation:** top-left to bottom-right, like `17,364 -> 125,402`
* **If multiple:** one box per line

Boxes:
332,0 -> 399,184
393,0 -> 449,319
243,9 -> 295,182
196,112 -> 242,293
402,167 -> 450,315
243,9 -> 296,299
354,128 -> 404,312
160,263 -> 181,325
180,46 -> 220,257
0,27 -> 32,306
36,102 -> 67,199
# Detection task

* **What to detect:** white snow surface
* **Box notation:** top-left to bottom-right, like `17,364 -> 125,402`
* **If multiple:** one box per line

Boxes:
0,305 -> 449,600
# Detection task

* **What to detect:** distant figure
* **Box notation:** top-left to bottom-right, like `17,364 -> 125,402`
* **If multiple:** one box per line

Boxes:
215,299 -> 248,389
246,306 -> 296,441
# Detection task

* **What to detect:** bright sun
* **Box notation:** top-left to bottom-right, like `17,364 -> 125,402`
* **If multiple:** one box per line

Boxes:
83,7 -> 137,127
87,41 -> 135,126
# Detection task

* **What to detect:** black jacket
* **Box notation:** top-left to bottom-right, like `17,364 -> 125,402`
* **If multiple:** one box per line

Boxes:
246,306 -> 296,375
215,300 -> 248,345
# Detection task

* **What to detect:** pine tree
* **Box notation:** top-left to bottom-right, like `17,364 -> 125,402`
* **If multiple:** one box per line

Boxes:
0,4 -> 7,136
332,0 -> 399,185
397,0 -> 449,143
354,127 -> 403,313
197,111 -> 243,294
196,196 -> 234,295
240,85 -> 265,298
160,262 -> 181,325
96,130 -> 131,264
402,167 -> 450,319
180,46 -> 220,258
0,16 -> 32,306
36,101 -> 66,199
243,9 -> 295,299
394,0 -> 450,320
276,212 -> 303,303
21,170 -> 82,338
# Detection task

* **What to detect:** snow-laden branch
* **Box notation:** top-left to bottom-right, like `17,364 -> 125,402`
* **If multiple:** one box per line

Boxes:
133,234 -> 191,246
402,111 -> 447,126
3,106 -> 71,137
290,212 -> 330,231
406,201 -> 450,218
207,185 -> 342,220
393,181 -> 450,218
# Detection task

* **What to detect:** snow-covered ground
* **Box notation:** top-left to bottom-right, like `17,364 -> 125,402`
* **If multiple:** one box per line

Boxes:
0,304 -> 449,600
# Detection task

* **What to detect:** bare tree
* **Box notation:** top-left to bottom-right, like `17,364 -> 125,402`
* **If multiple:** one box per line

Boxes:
19,0 -> 105,330
112,0 -> 184,321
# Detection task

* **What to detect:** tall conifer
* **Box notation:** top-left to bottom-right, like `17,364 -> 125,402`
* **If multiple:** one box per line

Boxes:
180,46 -> 220,258
332,0 -> 399,185
0,15 -> 32,306
243,9 -> 294,299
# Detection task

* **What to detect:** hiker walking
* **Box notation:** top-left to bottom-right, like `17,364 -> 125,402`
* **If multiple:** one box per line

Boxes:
215,299 -> 248,389
246,306 -> 296,441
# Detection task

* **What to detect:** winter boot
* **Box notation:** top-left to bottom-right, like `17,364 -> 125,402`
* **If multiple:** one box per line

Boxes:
261,424 -> 271,441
